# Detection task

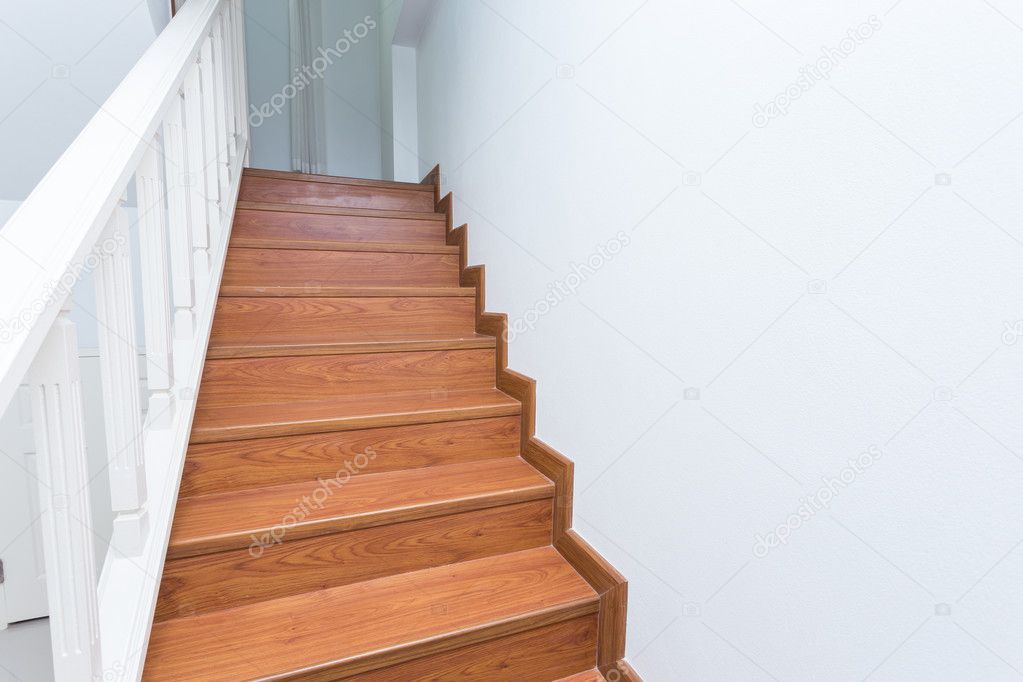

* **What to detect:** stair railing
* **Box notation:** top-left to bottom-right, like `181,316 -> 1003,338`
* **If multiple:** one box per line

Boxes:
0,0 -> 248,678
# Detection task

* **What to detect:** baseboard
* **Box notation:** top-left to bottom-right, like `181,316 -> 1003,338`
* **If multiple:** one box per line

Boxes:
424,164 -> 631,673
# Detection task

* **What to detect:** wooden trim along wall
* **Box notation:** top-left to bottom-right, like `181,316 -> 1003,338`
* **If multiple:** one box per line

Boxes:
422,165 -> 638,679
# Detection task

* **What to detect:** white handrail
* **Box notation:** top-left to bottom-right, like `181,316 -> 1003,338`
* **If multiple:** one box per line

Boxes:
0,0 -> 250,679
0,0 -> 232,412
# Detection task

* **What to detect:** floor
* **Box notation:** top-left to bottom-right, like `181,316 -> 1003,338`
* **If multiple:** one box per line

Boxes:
0,618 -> 53,682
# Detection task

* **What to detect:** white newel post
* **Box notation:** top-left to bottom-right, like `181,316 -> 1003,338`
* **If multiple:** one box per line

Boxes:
182,67 -> 212,304
95,200 -> 149,556
27,306 -> 102,681
136,143 -> 175,429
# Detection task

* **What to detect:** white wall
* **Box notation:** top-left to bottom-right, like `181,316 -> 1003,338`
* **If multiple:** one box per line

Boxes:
0,0 -> 162,201
415,1 -> 1023,679
244,0 -> 384,178
244,0 -> 293,171
322,0 -> 383,179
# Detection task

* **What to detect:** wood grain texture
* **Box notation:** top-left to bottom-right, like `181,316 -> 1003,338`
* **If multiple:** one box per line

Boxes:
240,174 -> 435,212
156,500 -> 552,620
352,616 -> 598,682
207,335 -> 496,360
181,416 -> 520,497
189,388 -> 521,443
196,349 -> 496,408
244,167 -> 431,192
167,457 -> 553,558
208,293 -> 477,344
236,200 -> 442,222
221,248 -> 459,288
431,165 -> 631,671
229,236 -> 459,254
219,284 -> 477,297
144,547 -> 598,681
556,531 -> 628,669
232,207 -> 446,245
557,669 -> 606,682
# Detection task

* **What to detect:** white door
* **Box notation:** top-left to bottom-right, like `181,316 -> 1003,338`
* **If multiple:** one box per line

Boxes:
0,385 -> 48,628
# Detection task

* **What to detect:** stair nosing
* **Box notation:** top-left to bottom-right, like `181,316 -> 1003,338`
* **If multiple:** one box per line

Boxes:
206,335 -> 496,359
228,237 -> 459,255
236,200 -> 444,221
218,285 -> 476,298
189,389 -> 521,444
243,167 -> 434,193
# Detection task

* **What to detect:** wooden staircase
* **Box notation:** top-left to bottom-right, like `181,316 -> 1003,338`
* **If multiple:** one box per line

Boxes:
143,167 -> 636,681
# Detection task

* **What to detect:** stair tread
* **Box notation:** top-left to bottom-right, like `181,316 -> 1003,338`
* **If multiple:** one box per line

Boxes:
244,167 -> 432,192
236,199 -> 443,221
229,236 -> 459,253
168,457 -> 552,558
557,670 -> 607,682
190,388 -> 521,443
219,284 -> 477,297
144,547 -> 598,681
207,332 -> 495,358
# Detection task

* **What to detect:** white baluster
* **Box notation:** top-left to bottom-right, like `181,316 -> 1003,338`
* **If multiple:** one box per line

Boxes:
233,0 -> 250,161
209,20 -> 231,208
135,142 -> 174,429
95,199 -> 148,556
215,11 -> 238,161
182,67 -> 211,302
162,93 -> 197,383
27,306 -> 101,681
198,38 -> 224,248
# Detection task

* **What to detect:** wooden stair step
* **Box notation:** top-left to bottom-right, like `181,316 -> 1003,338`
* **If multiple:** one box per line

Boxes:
232,206 -> 446,246
557,670 -> 607,681
236,199 -> 442,221
207,333 -> 495,359
209,296 -> 477,349
244,167 -> 431,192
155,500 -> 553,621
190,387 -> 521,444
196,349 -> 496,409
229,236 -> 459,254
222,247 -> 460,289
180,416 -> 521,497
219,284 -> 477,297
240,169 -> 436,212
144,547 -> 598,681
168,456 -> 552,558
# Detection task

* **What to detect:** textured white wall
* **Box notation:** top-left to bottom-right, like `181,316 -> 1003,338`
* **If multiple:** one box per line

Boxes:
0,0 -> 161,200
415,1 -> 1023,679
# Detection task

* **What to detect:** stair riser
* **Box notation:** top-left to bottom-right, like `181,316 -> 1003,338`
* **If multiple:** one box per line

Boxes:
181,416 -> 520,497
196,349 -> 497,409
222,249 -> 459,288
240,175 -> 436,212
232,208 -> 446,245
341,615 -> 599,682
155,500 -> 552,621
209,296 -> 477,348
